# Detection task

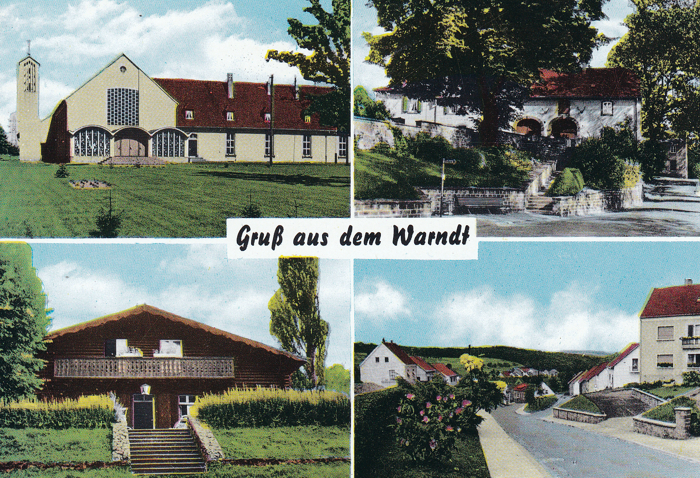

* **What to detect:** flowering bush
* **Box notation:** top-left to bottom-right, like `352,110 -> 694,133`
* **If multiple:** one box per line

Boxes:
394,382 -> 476,462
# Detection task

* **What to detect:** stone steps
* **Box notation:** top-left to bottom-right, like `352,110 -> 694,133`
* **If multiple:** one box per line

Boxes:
129,428 -> 206,475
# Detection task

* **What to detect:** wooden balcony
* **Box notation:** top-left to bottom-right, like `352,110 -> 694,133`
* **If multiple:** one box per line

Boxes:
54,357 -> 234,379
681,337 -> 700,349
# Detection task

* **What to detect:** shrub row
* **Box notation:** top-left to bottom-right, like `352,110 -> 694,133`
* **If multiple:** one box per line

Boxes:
525,394 -> 558,412
193,388 -> 349,428
0,396 -> 113,429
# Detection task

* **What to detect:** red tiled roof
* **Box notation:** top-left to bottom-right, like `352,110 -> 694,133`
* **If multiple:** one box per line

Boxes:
641,284 -> 700,318
568,370 -> 586,385
531,68 -> 640,99
153,78 -> 335,131
580,362 -> 608,382
382,341 -> 414,365
513,383 -> 529,392
46,304 -> 305,363
432,362 -> 459,377
607,343 -> 639,369
410,356 -> 436,372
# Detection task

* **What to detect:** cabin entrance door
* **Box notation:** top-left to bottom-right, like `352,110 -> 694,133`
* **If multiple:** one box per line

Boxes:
133,394 -> 155,429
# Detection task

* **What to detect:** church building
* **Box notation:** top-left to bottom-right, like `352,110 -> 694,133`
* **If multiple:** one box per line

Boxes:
16,53 -> 347,164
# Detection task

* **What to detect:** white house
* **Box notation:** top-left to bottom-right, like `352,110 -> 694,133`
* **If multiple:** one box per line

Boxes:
359,341 -> 417,388
374,68 -> 642,142
432,362 -> 460,386
606,343 -> 640,389
410,356 -> 436,383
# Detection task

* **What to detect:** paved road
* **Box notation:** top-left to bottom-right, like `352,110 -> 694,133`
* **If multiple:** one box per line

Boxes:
490,405 -> 700,478
478,182 -> 700,237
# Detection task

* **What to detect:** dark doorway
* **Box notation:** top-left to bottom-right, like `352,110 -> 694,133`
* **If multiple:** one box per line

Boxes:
133,394 -> 154,429
114,128 -> 148,157
550,118 -> 578,139
515,119 -> 542,137
188,135 -> 198,157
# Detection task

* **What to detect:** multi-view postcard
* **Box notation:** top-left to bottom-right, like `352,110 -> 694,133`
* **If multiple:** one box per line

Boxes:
353,0 -> 700,237
0,0 -> 350,238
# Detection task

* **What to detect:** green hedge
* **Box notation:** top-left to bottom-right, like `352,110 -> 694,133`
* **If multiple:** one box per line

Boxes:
525,394 -> 558,412
547,168 -> 584,196
354,387 -> 405,474
0,406 -> 113,429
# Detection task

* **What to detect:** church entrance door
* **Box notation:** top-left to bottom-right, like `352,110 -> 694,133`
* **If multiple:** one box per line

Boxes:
114,128 -> 148,157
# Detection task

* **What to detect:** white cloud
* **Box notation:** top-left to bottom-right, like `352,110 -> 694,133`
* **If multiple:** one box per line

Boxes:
435,283 -> 638,353
319,260 -> 352,368
355,280 -> 411,320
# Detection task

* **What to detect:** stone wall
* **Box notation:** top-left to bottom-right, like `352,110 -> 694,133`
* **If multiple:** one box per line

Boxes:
633,408 -> 692,440
631,389 -> 665,409
549,181 -> 643,217
418,187 -> 527,216
354,118 -> 394,150
111,421 -> 129,461
603,181 -> 644,210
354,198 -> 432,218
188,417 -> 225,462
552,407 -> 607,424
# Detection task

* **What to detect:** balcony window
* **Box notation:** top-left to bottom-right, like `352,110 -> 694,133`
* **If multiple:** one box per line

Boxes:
105,339 -> 129,357
155,340 -> 182,357
688,324 -> 700,337
689,354 -> 700,368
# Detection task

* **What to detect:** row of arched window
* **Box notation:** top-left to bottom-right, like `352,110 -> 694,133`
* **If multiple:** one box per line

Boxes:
72,127 -> 188,157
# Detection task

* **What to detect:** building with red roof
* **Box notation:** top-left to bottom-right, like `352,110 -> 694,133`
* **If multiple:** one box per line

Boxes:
17,53 -> 347,164
410,356 -> 436,382
359,340 -> 417,388
568,343 -> 640,396
639,280 -> 700,383
431,362 -> 460,386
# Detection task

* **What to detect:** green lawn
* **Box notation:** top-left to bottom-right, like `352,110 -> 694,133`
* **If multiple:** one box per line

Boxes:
643,396 -> 699,423
0,160 -> 349,237
214,426 -> 349,459
557,395 -> 602,414
0,428 -> 112,463
646,385 -> 696,399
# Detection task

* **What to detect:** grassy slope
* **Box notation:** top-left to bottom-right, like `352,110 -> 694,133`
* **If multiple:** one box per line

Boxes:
558,395 -> 602,414
0,161 -> 349,237
214,426 -> 349,459
646,385 -> 695,399
0,428 -> 111,462
643,396 -> 699,423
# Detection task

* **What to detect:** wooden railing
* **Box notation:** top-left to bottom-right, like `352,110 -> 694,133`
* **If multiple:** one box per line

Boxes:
54,357 -> 234,378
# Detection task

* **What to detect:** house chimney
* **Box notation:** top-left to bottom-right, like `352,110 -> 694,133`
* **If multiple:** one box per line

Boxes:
227,73 -> 234,99
686,279 -> 693,285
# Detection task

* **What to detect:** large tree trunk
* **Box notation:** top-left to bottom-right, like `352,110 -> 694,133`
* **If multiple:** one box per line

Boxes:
479,77 -> 501,147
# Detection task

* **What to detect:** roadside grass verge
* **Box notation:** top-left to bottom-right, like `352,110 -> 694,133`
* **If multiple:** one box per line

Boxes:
0,161 -> 349,237
646,385 -> 695,399
643,396 -> 700,423
0,428 -> 112,462
557,395 -> 602,414
525,395 -> 558,412
213,425 -> 349,459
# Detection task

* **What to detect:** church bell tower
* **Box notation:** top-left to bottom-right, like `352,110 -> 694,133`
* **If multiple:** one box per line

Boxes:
16,41 -> 41,160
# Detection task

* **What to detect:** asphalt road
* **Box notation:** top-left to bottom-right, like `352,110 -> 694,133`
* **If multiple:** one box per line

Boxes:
477,182 -> 700,237
490,405 -> 700,478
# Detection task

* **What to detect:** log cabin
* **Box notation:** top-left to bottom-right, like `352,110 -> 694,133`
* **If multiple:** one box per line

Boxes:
37,304 -> 305,429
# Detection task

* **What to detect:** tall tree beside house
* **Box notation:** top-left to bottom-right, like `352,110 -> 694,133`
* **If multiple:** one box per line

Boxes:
0,125 -> 17,156
269,257 -> 328,388
364,0 -> 607,145
354,86 -> 390,120
0,243 -> 50,402
607,1 -> 700,141
266,0 -> 350,133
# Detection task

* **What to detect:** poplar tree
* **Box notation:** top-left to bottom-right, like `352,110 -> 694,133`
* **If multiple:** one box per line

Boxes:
0,243 -> 50,402
269,257 -> 328,388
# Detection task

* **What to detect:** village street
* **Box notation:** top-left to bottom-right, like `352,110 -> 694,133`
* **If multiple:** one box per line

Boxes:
489,404 -> 700,478
478,181 -> 700,237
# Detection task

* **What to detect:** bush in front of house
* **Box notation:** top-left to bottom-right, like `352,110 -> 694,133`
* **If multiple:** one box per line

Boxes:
524,394 -> 558,412
192,388 -> 349,428
683,371 -> 700,387
547,168 -> 584,196
0,395 -> 114,429
570,138 -> 626,190
643,396 -> 700,435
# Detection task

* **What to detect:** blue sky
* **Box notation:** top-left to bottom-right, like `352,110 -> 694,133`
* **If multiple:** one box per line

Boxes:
0,0 -> 329,130
353,0 -> 635,96
28,242 -> 351,369
355,240 -> 700,354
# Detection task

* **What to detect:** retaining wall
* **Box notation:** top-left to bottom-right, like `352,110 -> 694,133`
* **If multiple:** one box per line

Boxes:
354,198 -> 432,218
631,389 -> 666,409
418,187 -> 527,216
552,407 -> 607,424
111,421 -> 129,461
188,417 -> 225,461
633,407 -> 692,440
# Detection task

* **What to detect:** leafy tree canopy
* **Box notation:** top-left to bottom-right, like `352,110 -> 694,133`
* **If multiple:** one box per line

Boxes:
0,243 -> 50,402
459,354 -> 484,373
266,0 -> 350,133
269,257 -> 329,388
354,85 -> 391,120
364,0 -> 608,145
607,2 -> 700,140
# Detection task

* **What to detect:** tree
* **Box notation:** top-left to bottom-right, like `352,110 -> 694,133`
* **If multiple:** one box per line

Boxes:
459,353 -> 484,373
0,243 -> 50,402
269,257 -> 329,388
0,125 -> 18,156
607,2 -> 700,140
324,363 -> 350,394
266,0 -> 350,133
364,0 -> 607,145
354,85 -> 390,120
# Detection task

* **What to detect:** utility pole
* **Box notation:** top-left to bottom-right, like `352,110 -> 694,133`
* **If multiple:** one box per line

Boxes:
440,158 -> 456,217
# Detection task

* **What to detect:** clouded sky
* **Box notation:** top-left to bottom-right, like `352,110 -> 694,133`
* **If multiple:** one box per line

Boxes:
355,241 -> 700,354
353,0 -> 635,96
29,242 -> 351,369
0,0 -> 328,130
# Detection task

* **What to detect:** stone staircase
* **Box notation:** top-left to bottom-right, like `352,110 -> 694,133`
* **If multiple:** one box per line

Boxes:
525,169 -> 561,213
585,389 -> 653,418
129,428 -> 206,475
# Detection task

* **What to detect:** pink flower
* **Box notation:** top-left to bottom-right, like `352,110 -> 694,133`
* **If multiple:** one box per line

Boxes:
438,415 -> 443,422
455,407 -> 463,415
396,417 -> 402,424
397,406 -> 402,413
462,399 -> 472,407
443,396 -> 448,402
429,439 -> 437,450
449,393 -> 455,400
406,393 -> 415,399
446,426 -> 454,431
420,409 -> 425,416
422,416 -> 430,423
426,401 -> 432,409
436,395 -> 442,401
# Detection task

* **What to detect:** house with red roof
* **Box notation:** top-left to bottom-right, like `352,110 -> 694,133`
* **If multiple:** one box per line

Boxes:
358,340 -> 417,388
568,343 -> 640,396
432,362 -> 460,386
37,304 -> 305,429
639,280 -> 700,383
410,356 -> 436,382
373,68 -> 642,143
16,53 -> 347,164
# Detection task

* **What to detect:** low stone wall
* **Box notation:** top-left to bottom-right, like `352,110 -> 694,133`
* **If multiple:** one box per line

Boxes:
549,181 -> 643,217
552,407 -> 607,424
603,181 -> 644,210
354,198 -> 432,218
354,118 -> 394,150
111,421 -> 129,461
631,389 -> 665,409
188,417 -> 225,462
633,407 -> 692,440
418,187 -> 527,216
